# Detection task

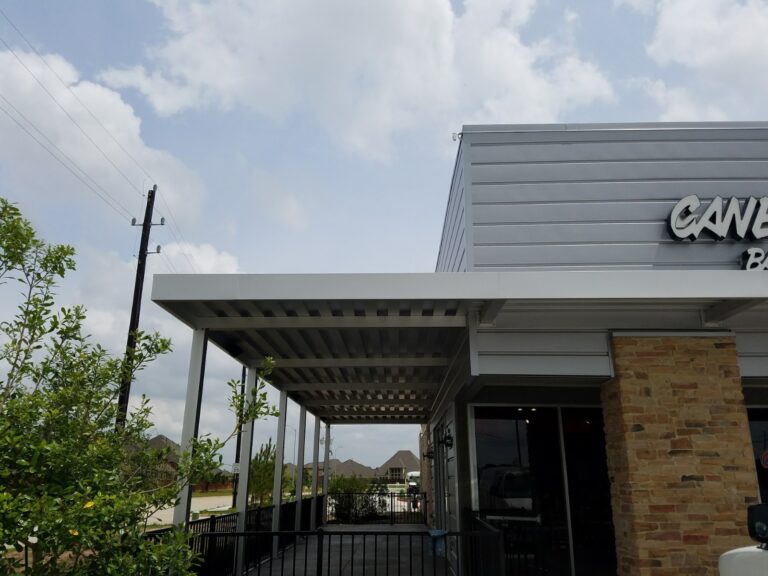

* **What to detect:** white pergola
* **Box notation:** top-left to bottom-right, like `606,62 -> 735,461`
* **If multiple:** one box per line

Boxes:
151,269 -> 768,554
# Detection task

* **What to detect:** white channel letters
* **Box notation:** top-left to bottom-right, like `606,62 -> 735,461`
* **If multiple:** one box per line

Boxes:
667,195 -> 768,271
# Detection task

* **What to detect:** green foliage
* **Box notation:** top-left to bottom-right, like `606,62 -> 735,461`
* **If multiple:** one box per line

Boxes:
328,476 -> 389,523
0,199 -> 275,574
329,474 -> 371,494
247,438 -> 291,505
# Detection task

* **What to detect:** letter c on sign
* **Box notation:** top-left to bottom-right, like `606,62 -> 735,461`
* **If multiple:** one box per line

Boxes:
668,195 -> 701,241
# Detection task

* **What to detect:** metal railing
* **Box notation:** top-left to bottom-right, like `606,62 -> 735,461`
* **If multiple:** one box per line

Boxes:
192,528 -> 504,576
326,492 -> 427,525
144,495 -> 325,575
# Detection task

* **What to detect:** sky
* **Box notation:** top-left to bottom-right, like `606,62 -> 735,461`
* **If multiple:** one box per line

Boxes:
0,0 -> 767,469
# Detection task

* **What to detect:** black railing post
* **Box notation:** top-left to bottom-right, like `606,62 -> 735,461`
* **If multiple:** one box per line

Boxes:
316,528 -> 324,576
390,493 -> 394,525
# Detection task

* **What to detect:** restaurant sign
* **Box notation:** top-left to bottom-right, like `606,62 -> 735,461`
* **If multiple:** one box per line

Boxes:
667,195 -> 768,270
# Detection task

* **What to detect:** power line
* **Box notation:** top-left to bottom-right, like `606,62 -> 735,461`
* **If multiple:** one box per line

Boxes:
0,5 -> 154,186
156,192 -> 199,273
0,34 -> 144,198
0,99 -> 131,222
0,12 -> 202,273
0,90 -> 134,219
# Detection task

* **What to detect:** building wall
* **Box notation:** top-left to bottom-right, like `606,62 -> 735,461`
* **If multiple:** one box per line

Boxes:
602,335 -> 758,575
436,142 -> 469,272
460,123 -> 768,271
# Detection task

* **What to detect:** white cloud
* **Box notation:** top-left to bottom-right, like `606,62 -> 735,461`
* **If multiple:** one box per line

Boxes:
640,78 -> 727,121
640,0 -> 768,120
101,0 -> 614,160
160,242 -> 240,274
0,49 -> 206,229
613,0 -> 657,14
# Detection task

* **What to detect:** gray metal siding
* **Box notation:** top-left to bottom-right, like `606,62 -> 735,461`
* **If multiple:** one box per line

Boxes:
472,328 -> 613,378
736,331 -> 768,380
436,145 -> 468,272
462,125 -> 768,271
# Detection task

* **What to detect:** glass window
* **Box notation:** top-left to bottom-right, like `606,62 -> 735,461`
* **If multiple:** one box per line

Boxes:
748,408 -> 768,503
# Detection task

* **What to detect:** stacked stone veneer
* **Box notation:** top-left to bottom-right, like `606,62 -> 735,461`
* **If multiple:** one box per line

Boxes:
602,336 -> 758,575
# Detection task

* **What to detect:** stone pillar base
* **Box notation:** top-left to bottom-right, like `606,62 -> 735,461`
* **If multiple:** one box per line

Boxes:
602,335 -> 758,575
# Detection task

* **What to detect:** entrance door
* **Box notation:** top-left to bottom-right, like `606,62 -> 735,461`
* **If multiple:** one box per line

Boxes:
472,406 -> 616,576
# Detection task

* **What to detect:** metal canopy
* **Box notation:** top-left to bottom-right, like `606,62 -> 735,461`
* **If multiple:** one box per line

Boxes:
152,271 -> 768,424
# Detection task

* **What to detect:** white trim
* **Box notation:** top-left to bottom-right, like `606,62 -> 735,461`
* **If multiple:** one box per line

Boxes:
173,328 -> 208,526
294,406 -> 307,530
271,390 -> 288,535
153,271 -> 768,308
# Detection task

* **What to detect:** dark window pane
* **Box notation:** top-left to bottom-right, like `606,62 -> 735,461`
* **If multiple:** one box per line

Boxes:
747,408 -> 768,503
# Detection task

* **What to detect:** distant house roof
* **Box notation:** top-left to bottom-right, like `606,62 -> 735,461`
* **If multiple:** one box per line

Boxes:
376,450 -> 420,476
305,458 -> 376,478
149,434 -> 181,464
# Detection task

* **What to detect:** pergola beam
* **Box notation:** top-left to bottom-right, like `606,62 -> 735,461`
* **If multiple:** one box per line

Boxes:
479,299 -> 507,325
703,299 -> 765,324
302,397 -> 432,408
264,357 -> 449,369
200,315 -> 466,330
325,417 -> 429,424
281,381 -> 439,392
313,409 -> 430,418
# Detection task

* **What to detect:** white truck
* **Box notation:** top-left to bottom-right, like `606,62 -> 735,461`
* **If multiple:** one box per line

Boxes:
719,504 -> 768,575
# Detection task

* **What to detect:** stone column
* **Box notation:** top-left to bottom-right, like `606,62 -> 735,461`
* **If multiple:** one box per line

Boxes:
602,335 -> 758,575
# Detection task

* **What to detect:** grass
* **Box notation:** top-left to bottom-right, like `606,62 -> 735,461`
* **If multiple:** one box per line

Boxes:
191,489 -> 233,498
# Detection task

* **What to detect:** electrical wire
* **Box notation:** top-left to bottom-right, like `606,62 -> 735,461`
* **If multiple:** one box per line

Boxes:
0,6 -> 155,187
0,90 -> 135,219
0,99 -> 131,222
0,34 -> 144,198
0,12 -> 203,273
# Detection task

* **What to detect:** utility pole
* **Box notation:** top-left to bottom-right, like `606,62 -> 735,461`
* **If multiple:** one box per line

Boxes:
116,185 -> 163,427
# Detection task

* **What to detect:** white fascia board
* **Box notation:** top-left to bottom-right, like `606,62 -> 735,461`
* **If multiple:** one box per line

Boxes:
152,271 -> 768,306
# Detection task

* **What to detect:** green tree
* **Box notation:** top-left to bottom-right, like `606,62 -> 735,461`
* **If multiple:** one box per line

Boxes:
247,438 -> 292,505
0,199 -> 276,575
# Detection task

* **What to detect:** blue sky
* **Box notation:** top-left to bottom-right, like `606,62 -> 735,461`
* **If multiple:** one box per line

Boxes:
1,0 -> 766,468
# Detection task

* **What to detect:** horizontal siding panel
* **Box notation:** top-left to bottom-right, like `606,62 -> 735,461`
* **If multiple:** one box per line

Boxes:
472,180 -> 768,205
475,331 -> 608,354
477,354 -> 612,377
474,222 -> 671,245
491,309 -> 704,330
738,356 -> 768,379
469,140 -> 768,164
736,332 -> 768,355
473,201 -> 676,225
736,332 -> 768,379
471,160 -> 768,185
473,243 -> 764,267
464,127 -> 768,146
437,147 -> 467,272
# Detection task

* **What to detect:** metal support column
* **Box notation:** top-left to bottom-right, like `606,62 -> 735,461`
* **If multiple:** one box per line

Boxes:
294,406 -> 307,530
172,329 -> 208,525
310,416 -> 321,529
271,390 -> 288,533
234,367 -> 258,575
322,423 -> 330,524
